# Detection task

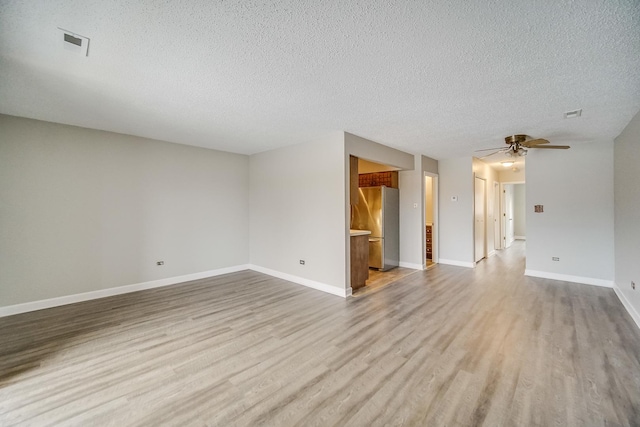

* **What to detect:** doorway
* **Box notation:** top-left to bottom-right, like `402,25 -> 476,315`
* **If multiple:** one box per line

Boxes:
424,174 -> 438,268
474,176 -> 486,263
503,183 -> 515,248
500,181 -> 526,250
350,157 -> 412,295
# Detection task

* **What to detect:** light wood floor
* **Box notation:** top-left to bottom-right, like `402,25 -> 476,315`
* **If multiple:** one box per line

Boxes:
2,242 -> 640,426
353,267 -> 419,296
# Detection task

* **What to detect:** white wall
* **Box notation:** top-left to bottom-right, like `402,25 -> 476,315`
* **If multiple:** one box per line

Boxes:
513,184 -> 526,238
250,133 -> 347,293
614,110 -> 640,326
499,167 -> 526,182
0,114 -> 249,307
398,155 -> 438,269
525,141 -> 614,285
438,157 -> 474,266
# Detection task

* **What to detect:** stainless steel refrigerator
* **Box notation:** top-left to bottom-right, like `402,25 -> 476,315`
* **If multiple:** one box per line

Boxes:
351,186 -> 399,271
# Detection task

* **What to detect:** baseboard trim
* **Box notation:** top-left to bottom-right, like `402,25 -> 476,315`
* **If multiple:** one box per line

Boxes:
524,269 -> 614,288
613,284 -> 640,330
249,265 -> 347,298
514,236 -> 526,240
439,259 -> 475,268
487,250 -> 496,258
399,262 -> 423,270
0,264 -> 251,318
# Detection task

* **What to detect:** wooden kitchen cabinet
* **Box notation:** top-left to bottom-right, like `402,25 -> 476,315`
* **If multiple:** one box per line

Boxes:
426,225 -> 433,260
350,234 -> 369,290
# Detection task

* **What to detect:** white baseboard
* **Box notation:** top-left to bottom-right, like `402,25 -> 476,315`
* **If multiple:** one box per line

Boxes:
524,269 -> 614,288
487,250 -> 496,258
439,259 -> 475,268
399,262 -> 423,270
613,284 -> 640,330
249,265 -> 348,298
0,264 -> 251,318
514,236 -> 526,240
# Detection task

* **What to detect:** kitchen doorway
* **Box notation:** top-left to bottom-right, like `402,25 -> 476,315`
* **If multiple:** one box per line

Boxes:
350,157 -> 405,295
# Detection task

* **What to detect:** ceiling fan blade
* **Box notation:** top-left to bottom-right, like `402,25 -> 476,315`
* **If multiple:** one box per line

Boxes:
475,146 -> 508,152
530,145 -> 570,149
522,138 -> 549,147
479,150 -> 505,158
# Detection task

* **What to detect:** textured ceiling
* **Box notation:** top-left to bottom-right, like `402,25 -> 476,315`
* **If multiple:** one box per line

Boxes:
1,0 -> 639,159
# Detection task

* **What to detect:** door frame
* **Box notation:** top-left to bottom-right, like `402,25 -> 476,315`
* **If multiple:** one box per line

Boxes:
499,180 -> 525,249
474,175 -> 487,263
424,172 -> 439,267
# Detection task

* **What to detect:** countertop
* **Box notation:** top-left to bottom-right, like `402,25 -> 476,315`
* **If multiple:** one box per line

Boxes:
350,229 -> 372,237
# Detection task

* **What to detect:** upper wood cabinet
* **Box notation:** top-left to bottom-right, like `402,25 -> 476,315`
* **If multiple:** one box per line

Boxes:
358,171 -> 399,188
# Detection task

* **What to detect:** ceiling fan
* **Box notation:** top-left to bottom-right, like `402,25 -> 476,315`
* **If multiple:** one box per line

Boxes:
476,134 -> 570,158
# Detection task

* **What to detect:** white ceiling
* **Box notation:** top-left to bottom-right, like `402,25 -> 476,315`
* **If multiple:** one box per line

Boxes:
1,1 -> 639,159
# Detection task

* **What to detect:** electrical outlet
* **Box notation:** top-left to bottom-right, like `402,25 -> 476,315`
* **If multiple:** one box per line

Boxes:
157,261 -> 164,266
552,257 -> 560,261
299,260 -> 305,265
633,281 -> 636,290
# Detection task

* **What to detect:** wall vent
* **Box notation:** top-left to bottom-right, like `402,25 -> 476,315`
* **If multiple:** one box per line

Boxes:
57,28 -> 90,56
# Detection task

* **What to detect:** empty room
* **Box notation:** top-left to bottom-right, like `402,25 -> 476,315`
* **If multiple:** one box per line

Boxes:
1,1 -> 639,426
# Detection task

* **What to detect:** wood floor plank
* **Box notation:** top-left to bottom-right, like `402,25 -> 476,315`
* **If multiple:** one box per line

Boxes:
1,242 -> 640,426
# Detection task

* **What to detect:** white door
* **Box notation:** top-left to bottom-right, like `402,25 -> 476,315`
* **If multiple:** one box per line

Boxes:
474,177 -> 486,263
504,184 -> 515,248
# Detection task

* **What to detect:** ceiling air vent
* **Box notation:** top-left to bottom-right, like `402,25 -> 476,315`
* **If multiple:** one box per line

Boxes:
57,28 -> 90,56
563,109 -> 582,119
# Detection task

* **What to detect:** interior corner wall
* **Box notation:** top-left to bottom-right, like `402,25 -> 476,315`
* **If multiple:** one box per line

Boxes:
614,110 -> 640,325
250,134 -> 346,292
398,156 -> 423,268
438,157 -> 474,265
0,114 -> 250,307
525,141 -> 614,284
